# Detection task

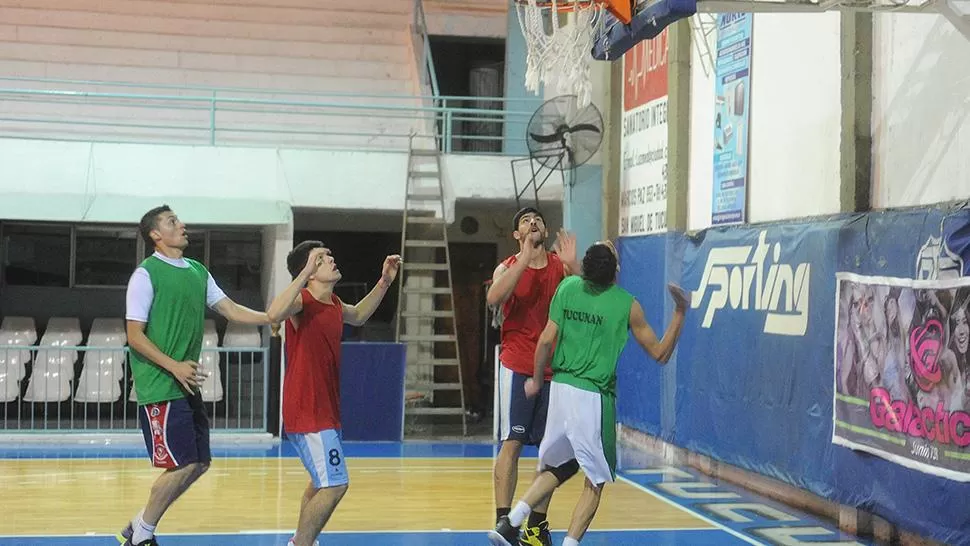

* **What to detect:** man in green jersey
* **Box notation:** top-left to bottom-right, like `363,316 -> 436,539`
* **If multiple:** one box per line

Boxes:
118,205 -> 273,546
488,241 -> 688,546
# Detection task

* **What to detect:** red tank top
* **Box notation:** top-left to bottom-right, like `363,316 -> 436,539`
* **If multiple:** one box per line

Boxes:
282,289 -> 343,434
499,251 -> 565,378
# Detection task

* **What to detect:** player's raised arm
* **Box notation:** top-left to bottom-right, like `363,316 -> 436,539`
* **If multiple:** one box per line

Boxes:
553,228 -> 581,276
267,247 -> 328,324
486,241 -> 537,306
341,254 -> 402,326
629,284 -> 688,364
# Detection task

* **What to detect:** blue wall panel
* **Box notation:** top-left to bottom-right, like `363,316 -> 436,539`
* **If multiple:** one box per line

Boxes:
340,342 -> 406,442
616,205 -> 970,545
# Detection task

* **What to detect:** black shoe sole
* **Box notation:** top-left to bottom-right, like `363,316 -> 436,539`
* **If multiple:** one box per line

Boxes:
487,530 -> 516,546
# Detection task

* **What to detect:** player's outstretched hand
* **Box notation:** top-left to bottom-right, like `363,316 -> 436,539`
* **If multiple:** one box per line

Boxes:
553,228 -> 577,264
668,283 -> 689,312
382,254 -> 403,284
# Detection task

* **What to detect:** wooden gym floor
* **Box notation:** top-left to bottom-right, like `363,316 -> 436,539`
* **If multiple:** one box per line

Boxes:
0,440 -> 869,545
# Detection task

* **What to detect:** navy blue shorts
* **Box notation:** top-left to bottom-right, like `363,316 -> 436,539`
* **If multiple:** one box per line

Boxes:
498,366 -> 551,446
139,395 -> 211,469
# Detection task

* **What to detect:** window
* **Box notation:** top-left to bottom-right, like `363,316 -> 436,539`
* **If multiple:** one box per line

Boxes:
2,224 -> 71,287
74,228 -> 138,287
1,223 -> 265,290
208,230 -> 261,291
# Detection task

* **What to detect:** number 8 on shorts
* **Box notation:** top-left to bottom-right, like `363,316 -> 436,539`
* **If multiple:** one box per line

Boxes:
291,429 -> 349,488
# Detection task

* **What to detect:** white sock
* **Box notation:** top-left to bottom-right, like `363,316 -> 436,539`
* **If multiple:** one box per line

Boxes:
563,537 -> 580,546
508,501 -> 531,527
131,516 -> 156,544
129,509 -> 144,530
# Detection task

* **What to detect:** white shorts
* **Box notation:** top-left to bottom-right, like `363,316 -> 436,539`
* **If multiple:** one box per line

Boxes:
538,381 -> 616,486
290,429 -> 349,489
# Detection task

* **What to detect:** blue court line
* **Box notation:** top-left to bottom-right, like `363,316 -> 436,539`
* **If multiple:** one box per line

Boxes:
0,529 -> 749,546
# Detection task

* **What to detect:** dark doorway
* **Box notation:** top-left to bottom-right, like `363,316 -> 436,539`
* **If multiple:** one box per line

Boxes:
440,242 -> 498,421
428,36 -> 506,153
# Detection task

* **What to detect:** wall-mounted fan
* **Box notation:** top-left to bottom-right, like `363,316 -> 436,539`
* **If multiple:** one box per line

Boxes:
526,94 -> 604,171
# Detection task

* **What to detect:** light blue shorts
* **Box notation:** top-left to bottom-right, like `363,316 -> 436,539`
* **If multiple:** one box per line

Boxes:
289,428 -> 349,489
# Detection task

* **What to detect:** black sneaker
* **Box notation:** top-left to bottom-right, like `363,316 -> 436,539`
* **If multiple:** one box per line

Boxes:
115,523 -> 132,544
487,515 -> 521,546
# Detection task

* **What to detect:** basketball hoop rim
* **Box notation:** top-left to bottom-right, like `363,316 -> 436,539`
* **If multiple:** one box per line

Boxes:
512,0 -> 633,23
512,0 -> 602,8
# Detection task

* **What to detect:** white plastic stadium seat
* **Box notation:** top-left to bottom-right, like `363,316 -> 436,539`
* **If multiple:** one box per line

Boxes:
45,317 -> 83,343
200,320 -> 223,402
223,322 -> 261,348
35,317 -> 83,375
22,361 -> 73,402
203,319 -> 219,348
0,316 -> 37,342
24,318 -> 82,403
74,318 -> 128,403
87,318 -> 126,347
0,364 -> 19,402
0,317 -> 37,402
0,335 -> 33,402
0,316 -> 36,369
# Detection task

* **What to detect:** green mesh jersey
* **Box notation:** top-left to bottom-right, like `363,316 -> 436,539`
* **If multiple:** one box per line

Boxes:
129,256 -> 208,405
548,275 -> 635,396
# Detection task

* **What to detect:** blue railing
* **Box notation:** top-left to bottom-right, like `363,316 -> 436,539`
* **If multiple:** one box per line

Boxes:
0,74 -> 535,154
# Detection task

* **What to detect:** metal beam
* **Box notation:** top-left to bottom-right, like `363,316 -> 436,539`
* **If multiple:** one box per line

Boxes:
666,19 -> 691,232
694,0 -> 934,12
937,0 -> 970,42
604,59 -> 623,241
840,10 -> 873,213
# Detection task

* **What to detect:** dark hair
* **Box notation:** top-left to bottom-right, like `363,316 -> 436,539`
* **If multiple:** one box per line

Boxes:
582,243 -> 617,288
512,206 -> 544,230
287,240 -> 326,279
138,205 -> 172,248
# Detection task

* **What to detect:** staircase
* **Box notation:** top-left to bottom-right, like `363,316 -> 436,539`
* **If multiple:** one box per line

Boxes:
395,138 -> 467,436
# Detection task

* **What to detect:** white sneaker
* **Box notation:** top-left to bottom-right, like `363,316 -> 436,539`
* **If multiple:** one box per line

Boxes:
287,539 -> 319,546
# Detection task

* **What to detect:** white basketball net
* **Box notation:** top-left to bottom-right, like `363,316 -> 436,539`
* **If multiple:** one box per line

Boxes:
514,0 -> 607,108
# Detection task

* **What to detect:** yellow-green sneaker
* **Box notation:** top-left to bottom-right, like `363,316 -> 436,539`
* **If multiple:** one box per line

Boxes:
518,521 -> 552,546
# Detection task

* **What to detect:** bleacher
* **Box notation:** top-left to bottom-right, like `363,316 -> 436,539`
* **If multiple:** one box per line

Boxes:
0,316 -> 267,431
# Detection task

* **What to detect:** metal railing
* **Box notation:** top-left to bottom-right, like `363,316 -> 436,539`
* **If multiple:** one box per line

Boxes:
0,75 -> 535,154
414,0 -> 441,99
411,0 -> 518,154
0,345 -> 269,433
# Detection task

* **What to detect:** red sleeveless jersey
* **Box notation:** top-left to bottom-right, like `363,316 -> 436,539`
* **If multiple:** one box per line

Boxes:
499,251 -> 565,378
283,289 -> 343,434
